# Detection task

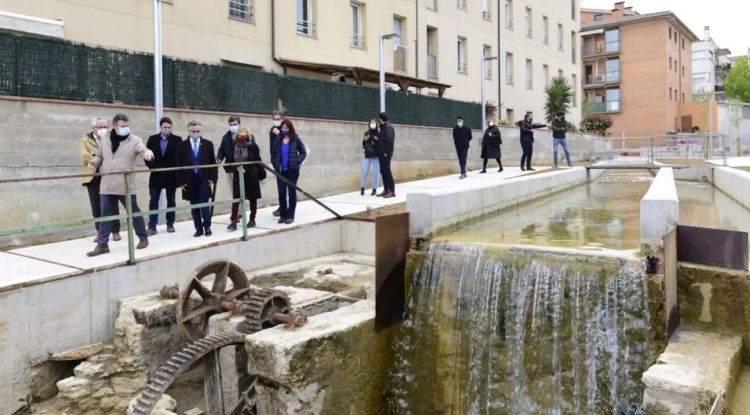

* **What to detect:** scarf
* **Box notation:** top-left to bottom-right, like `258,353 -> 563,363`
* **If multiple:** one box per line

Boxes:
234,138 -> 250,162
110,129 -> 127,153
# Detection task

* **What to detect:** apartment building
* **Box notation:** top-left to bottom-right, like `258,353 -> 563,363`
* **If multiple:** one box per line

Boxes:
580,2 -> 698,137
0,0 -> 579,123
692,26 -> 732,99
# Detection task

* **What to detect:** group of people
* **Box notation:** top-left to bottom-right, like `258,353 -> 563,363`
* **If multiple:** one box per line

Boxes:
450,111 -> 573,177
80,112 -> 308,257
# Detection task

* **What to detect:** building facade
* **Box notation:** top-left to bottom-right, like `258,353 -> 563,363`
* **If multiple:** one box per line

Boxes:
0,0 -> 580,124
692,26 -> 732,99
580,2 -> 698,137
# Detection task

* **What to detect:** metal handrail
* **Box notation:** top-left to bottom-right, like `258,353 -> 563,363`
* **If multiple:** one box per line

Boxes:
0,161 -> 342,264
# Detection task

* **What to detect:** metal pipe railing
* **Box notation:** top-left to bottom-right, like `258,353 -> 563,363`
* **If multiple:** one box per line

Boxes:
0,161 -> 342,265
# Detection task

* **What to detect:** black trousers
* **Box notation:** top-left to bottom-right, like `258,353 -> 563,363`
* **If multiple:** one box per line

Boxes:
520,140 -> 534,168
378,154 -> 395,193
455,146 -> 468,174
85,178 -> 120,233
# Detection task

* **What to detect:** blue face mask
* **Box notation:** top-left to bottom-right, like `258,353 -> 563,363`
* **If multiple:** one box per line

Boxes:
117,127 -> 130,137
281,129 -> 290,137
229,125 -> 239,134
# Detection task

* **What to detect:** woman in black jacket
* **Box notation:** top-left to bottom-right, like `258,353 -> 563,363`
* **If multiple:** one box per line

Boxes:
360,119 -> 380,196
271,119 -> 308,224
480,119 -> 503,173
518,112 -> 547,171
228,127 -> 266,230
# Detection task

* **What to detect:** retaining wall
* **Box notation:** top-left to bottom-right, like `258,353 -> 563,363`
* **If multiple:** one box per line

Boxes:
713,166 -> 750,209
640,168 -> 680,250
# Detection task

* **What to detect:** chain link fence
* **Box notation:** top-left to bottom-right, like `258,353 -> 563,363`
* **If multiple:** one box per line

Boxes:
0,31 -> 481,128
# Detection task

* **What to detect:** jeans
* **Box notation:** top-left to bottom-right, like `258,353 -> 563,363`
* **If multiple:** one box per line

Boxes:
278,170 -> 300,219
520,140 -> 533,169
378,154 -> 395,193
85,178 -> 120,233
97,194 -> 146,247
455,146 -> 468,174
553,138 -> 572,167
360,156 -> 380,189
190,173 -> 212,230
148,187 -> 176,228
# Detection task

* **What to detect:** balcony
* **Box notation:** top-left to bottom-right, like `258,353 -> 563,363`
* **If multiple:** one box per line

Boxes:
457,0 -> 467,10
506,74 -> 514,85
583,73 -> 620,87
427,54 -> 438,79
350,34 -> 366,49
583,101 -> 621,113
296,19 -> 315,37
394,45 -> 407,73
582,44 -> 619,59
457,61 -> 467,74
483,10 -> 492,20
505,20 -> 513,30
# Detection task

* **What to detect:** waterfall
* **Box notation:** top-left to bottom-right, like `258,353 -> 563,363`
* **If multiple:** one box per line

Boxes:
387,242 -> 654,415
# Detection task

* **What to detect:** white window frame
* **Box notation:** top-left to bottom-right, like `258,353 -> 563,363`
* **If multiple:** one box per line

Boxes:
543,16 -> 549,45
457,37 -> 467,73
297,0 -> 315,37
558,23 -> 564,51
229,0 -> 254,23
350,2 -> 365,49
505,52 -> 514,85
525,7 -> 532,38
482,0 -> 491,20
525,59 -> 533,89
457,0 -> 467,11
543,64 -> 550,87
483,45 -> 493,79
505,0 -> 513,30
571,74 -> 577,106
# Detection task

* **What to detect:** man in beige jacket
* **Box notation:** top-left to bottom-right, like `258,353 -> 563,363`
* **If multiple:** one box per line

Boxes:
79,117 -> 121,243
87,114 -> 155,257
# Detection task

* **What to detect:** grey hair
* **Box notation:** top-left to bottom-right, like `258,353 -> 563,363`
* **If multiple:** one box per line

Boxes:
187,120 -> 202,127
90,117 -> 107,127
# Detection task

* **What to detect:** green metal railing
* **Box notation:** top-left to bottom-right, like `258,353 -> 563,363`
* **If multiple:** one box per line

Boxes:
0,162 -> 342,265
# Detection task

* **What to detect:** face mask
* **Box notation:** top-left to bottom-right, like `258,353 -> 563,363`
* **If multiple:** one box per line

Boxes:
161,127 -> 172,136
457,122 -> 464,128
281,129 -> 290,137
96,128 -> 107,138
229,125 -> 239,134
190,132 -> 201,140
117,127 -> 130,137
272,120 -> 282,127
370,123 -> 377,130
238,135 -> 249,144
488,122 -> 495,127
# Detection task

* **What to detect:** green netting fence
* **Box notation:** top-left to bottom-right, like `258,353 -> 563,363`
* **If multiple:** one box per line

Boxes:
0,31 -> 481,128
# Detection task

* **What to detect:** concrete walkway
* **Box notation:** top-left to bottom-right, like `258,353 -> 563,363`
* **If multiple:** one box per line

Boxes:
707,156 -> 750,167
1,166 -> 550,291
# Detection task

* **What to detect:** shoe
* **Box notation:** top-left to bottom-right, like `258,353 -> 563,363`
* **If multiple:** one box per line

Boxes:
371,189 -> 377,196
136,239 -> 149,250
193,229 -> 204,237
498,167 -> 504,172
527,167 -> 536,171
520,166 -> 526,171
383,192 -> 396,199
204,228 -> 212,237
361,187 -> 365,196
147,227 -> 157,237
284,218 -> 294,224
278,218 -> 286,224
112,232 -> 121,241
167,225 -> 175,233
568,163 -> 573,168
553,165 -> 559,170
227,221 -> 237,231
248,219 -> 256,228
479,170 -> 487,174
86,245 -> 110,257
272,208 -> 281,217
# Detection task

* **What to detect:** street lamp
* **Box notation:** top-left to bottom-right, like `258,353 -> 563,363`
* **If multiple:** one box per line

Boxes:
153,0 -> 164,133
481,56 -> 499,128
379,33 -> 399,113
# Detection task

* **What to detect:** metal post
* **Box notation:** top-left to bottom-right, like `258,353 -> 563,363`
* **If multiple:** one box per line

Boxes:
238,164 -> 248,241
379,35 -> 386,113
124,174 -> 136,265
481,59 -> 486,129
153,0 -> 163,133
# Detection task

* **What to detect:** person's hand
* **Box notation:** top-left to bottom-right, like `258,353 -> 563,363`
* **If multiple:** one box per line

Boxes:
272,128 -> 280,135
88,161 -> 97,169
208,180 -> 214,187
181,185 -> 187,191
144,152 -> 154,161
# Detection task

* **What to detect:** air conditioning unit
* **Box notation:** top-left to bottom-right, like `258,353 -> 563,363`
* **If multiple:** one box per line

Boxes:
330,73 -> 346,83
595,75 -> 605,83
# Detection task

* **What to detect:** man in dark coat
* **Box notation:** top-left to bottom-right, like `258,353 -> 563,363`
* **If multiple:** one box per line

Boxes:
376,112 -> 396,198
216,115 -> 241,195
145,116 -> 182,235
176,120 -> 218,237
269,111 -> 283,217
519,112 -> 547,171
452,116 -> 472,179
480,119 -> 503,173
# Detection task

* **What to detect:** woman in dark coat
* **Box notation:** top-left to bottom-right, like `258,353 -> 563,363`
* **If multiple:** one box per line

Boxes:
480,119 -> 503,173
229,127 -> 265,229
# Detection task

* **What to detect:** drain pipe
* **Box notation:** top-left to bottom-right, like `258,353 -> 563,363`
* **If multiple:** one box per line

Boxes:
415,0 -> 419,79
271,0 -> 286,75
496,0 -> 502,118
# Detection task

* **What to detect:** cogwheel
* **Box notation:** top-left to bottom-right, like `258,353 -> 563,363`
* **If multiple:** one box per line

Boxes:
237,288 -> 292,334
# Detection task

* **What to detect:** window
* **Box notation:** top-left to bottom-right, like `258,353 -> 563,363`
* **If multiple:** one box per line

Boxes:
682,65 -> 685,77
505,0 -> 514,30
682,38 -> 685,50
605,28 -> 619,52
525,7 -> 532,38
350,2 -> 365,48
229,0 -> 253,22
297,0 -> 315,36
543,64 -> 550,86
668,27 -> 672,40
393,17 -> 406,72
669,57 -> 672,70
682,92 -> 685,103
571,31 -> 577,63
572,74 -> 577,106
482,0 -> 491,20
571,0 -> 576,21
425,0 -> 437,10
483,45 -> 493,79
543,16 -> 549,45
506,109 -> 515,122
457,0 -> 467,11
558,24 -> 564,51
506,52 -> 514,84
669,87 -> 672,100
606,88 -> 621,111
605,58 -> 620,82
594,14 -> 603,21
457,37 -> 467,73
525,59 -> 533,89
558,69 -> 564,77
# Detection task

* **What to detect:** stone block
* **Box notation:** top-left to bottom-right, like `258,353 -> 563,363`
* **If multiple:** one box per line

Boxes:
640,168 -> 680,248
56,376 -> 92,401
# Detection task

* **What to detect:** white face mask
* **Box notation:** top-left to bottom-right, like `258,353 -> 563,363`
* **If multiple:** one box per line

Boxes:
488,122 -> 495,127
272,120 -> 282,127
96,128 -> 108,138
370,123 -> 377,130
457,122 -> 464,128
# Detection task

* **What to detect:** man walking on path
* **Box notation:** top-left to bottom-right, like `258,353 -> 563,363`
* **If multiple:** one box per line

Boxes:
269,111 -> 283,218
80,116 -> 121,243
177,120 -> 217,237
86,114 -> 153,257
452,116 -> 472,179
480,119 -> 503,173
145,116 -> 182,235
518,112 -> 546,171
377,112 -> 396,198
550,111 -> 573,169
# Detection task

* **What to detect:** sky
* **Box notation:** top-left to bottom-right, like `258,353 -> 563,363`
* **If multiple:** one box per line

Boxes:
581,0 -> 750,57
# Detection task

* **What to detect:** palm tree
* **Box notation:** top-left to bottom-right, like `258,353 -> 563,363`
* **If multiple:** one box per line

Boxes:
544,76 -> 573,123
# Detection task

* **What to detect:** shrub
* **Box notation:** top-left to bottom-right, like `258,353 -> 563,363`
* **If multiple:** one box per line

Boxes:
580,115 -> 612,135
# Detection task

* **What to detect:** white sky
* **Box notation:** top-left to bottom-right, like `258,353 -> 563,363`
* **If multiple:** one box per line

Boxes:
581,0 -> 750,57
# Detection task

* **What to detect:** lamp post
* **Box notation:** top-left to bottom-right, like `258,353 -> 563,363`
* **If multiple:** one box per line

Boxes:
379,33 -> 399,113
481,56 -> 499,128
153,0 -> 163,133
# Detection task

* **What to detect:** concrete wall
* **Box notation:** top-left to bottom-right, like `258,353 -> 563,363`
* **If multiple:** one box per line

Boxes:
0,96 -> 603,245
713,166 -> 750,209
640,167 -> 679,249
0,218 -> 374,414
